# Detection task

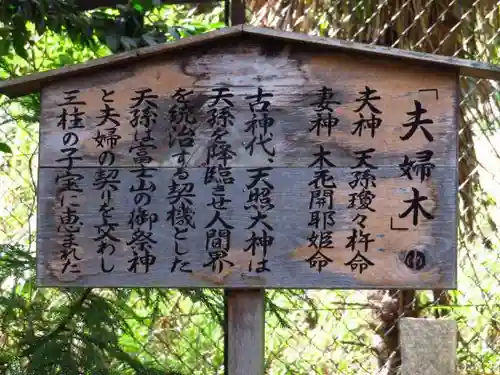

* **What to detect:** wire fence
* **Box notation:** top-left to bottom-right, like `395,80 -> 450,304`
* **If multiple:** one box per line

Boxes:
0,0 -> 499,374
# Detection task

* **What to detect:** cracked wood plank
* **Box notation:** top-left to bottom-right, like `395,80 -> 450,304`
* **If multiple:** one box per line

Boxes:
36,38 -> 458,289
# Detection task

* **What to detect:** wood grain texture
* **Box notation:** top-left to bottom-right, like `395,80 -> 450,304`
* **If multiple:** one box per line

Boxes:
36,38 -> 458,289
229,0 -> 246,26
226,290 -> 265,375
1,25 -> 499,98
38,42 -> 458,169
242,26 -> 500,81
37,165 -> 456,288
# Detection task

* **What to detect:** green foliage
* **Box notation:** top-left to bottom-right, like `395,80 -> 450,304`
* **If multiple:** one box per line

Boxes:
0,1 -> 225,69
0,142 -> 12,153
0,1 -> 93,59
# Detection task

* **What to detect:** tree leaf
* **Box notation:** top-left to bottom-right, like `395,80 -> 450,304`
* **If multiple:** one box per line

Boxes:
142,33 -> 158,46
120,36 -> 138,50
0,142 -> 12,153
167,26 -> 181,40
133,0 -> 154,12
105,34 -> 120,52
0,39 -> 10,55
132,2 -> 144,13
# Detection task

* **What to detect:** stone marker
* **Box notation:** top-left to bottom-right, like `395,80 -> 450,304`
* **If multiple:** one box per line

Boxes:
400,317 -> 457,375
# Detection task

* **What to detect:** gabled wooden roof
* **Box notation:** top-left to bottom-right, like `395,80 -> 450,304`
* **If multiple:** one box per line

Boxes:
1,24 -> 499,98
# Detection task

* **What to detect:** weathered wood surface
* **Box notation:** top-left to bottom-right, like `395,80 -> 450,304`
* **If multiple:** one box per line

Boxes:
243,26 -> 500,81
36,39 -> 458,289
38,165 -> 456,288
399,318 -> 457,375
226,290 -> 265,375
1,25 -> 499,98
229,0 -> 245,26
39,43 -> 458,168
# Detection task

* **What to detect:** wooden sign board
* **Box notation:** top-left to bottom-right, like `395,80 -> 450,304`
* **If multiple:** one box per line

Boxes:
35,29 -> 458,289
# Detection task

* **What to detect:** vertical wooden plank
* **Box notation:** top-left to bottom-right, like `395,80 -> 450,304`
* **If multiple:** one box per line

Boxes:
399,317 -> 457,375
226,289 -> 265,375
221,15 -> 261,373
229,0 -> 245,25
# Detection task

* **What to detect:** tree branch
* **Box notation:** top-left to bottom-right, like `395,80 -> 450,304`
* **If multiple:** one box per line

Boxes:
22,288 -> 92,357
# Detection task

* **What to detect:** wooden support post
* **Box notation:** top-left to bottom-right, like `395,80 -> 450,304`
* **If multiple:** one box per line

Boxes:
226,0 -> 245,26
222,3 -> 253,375
224,289 -> 265,375
399,317 -> 458,375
